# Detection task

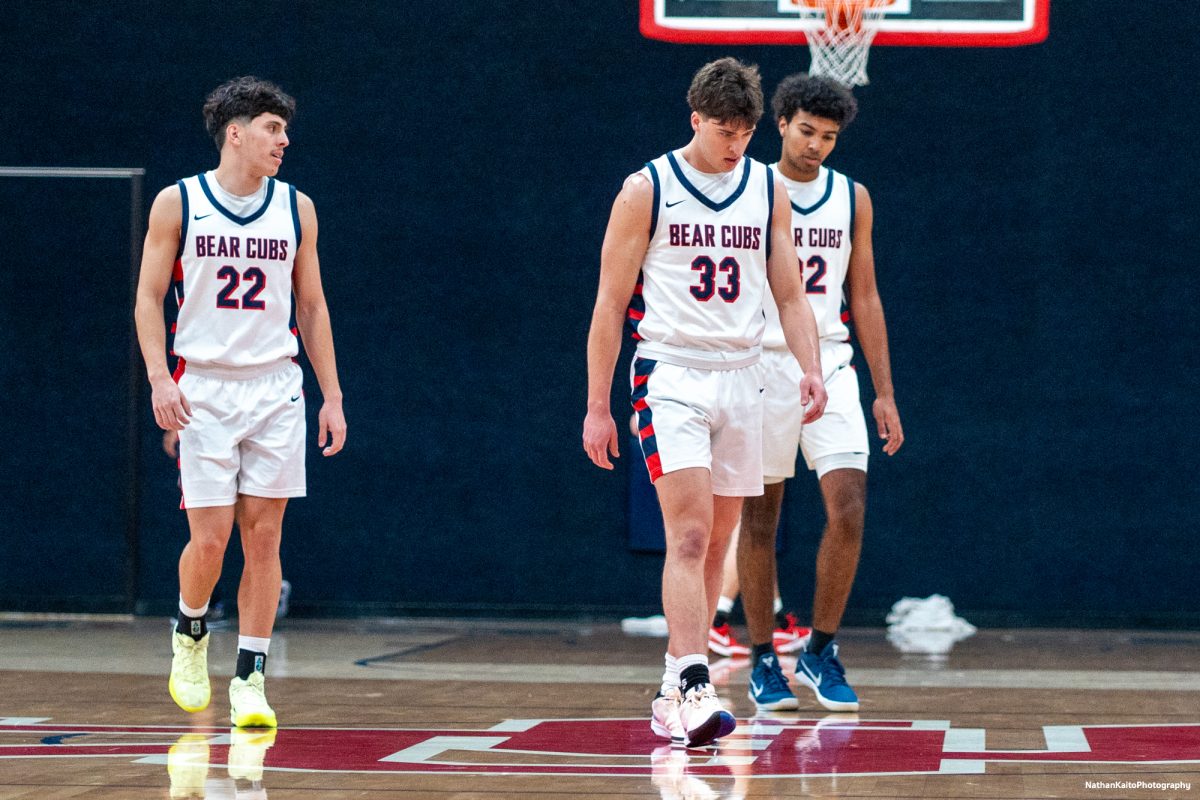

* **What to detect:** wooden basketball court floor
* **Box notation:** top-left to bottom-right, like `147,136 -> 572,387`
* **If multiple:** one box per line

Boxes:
2,617 -> 1198,799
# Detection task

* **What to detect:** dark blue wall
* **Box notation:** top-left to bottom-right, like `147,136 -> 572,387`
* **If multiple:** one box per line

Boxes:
1,1 -> 1197,624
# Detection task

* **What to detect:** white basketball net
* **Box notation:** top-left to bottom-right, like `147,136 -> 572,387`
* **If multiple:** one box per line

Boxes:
803,0 -> 890,87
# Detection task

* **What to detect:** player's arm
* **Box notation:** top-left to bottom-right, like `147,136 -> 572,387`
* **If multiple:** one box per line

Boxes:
766,173 -> 827,424
134,185 -> 192,431
845,182 -> 903,455
292,191 -> 347,457
583,174 -> 653,470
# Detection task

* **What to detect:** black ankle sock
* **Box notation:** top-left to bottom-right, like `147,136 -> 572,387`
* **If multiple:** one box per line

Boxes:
751,642 -> 775,663
774,610 -> 790,629
712,610 -> 729,628
235,649 -> 267,680
807,629 -> 836,655
176,614 -> 207,642
679,663 -> 710,695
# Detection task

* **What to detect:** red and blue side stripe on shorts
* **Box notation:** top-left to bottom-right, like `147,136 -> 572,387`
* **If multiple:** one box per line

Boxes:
626,270 -> 645,340
631,357 -> 662,482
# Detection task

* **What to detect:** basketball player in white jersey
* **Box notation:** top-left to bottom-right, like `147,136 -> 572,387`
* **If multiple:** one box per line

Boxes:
740,74 -> 903,713
134,77 -> 346,728
583,58 -> 828,747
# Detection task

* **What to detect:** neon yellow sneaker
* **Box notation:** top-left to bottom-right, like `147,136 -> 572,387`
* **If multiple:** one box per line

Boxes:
166,732 -> 210,798
229,672 -> 277,728
227,726 -> 277,782
169,632 -> 211,713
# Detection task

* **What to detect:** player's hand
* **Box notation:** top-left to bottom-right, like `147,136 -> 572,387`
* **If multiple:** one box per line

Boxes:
799,373 -> 828,425
150,377 -> 191,431
873,396 -> 904,456
318,398 -> 347,457
162,430 -> 179,458
583,409 -> 619,470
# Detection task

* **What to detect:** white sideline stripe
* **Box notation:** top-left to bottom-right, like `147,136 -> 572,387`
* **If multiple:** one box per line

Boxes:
939,759 -> 987,774
942,728 -> 985,751
381,736 -> 510,763
1043,725 -> 1091,752
488,720 -> 540,732
0,717 -> 51,725
0,167 -> 144,179
3,652 -> 1200,689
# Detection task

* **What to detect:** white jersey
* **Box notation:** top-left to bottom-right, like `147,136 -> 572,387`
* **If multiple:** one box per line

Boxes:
627,151 -> 774,369
172,172 -> 300,369
762,165 -> 855,375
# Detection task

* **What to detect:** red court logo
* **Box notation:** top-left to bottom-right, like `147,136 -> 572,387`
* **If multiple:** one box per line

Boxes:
3,717 -> 1200,777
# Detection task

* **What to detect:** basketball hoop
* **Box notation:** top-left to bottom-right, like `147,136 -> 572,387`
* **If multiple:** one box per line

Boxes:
797,0 -> 891,87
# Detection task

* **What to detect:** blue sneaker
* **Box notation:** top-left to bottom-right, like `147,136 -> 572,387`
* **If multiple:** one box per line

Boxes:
747,652 -> 798,711
795,642 -> 859,711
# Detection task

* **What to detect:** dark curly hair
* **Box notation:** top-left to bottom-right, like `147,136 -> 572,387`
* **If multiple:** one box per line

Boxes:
771,73 -> 857,128
687,57 -> 764,129
202,76 -> 296,151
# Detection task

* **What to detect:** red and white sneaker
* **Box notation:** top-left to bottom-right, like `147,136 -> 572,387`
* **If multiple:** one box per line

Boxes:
772,613 -> 811,654
679,684 -> 736,747
708,623 -> 750,657
650,685 -> 685,744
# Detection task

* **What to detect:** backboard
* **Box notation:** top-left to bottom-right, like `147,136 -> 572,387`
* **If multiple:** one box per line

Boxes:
640,0 -> 1050,46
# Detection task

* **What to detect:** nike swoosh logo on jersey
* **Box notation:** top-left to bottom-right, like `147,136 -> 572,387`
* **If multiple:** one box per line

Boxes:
193,213 -> 213,220
665,199 -> 686,208
290,394 -> 301,402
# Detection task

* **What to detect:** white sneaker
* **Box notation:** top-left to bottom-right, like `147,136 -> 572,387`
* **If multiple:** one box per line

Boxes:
679,684 -> 735,747
650,684 -> 685,743
229,672 -> 277,728
169,632 -> 211,713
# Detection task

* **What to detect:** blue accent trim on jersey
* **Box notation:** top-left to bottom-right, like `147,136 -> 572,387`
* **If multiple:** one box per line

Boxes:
289,184 -> 302,248
765,165 -> 774,262
176,179 -> 189,259
791,168 -> 835,216
847,174 -> 857,236
666,152 -> 751,212
197,173 -> 277,226
646,161 -> 661,241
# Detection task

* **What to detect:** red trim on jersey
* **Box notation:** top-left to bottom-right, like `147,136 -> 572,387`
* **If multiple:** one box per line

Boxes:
633,397 -> 649,412
627,308 -> 645,321
172,358 -> 187,383
172,257 -> 183,281
639,423 -> 656,441
645,452 -> 663,481
634,374 -> 649,387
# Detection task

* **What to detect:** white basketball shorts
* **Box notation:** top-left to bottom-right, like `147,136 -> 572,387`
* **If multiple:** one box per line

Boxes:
630,356 -> 764,497
761,349 -> 869,482
176,359 -> 306,508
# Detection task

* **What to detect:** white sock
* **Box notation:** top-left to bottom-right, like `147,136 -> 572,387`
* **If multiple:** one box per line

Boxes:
238,635 -> 271,655
179,596 -> 209,619
661,654 -> 679,691
773,596 -> 783,614
717,596 -> 735,615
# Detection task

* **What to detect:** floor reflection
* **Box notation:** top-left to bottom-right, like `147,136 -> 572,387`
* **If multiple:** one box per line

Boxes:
167,728 -> 275,799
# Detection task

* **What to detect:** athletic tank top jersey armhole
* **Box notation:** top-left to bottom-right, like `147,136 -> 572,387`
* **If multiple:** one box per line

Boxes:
626,152 -> 773,370
172,173 -> 301,370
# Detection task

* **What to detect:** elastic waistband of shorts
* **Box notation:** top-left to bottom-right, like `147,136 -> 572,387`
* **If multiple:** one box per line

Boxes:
763,342 -> 852,381
181,357 -> 296,381
635,342 -> 761,371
